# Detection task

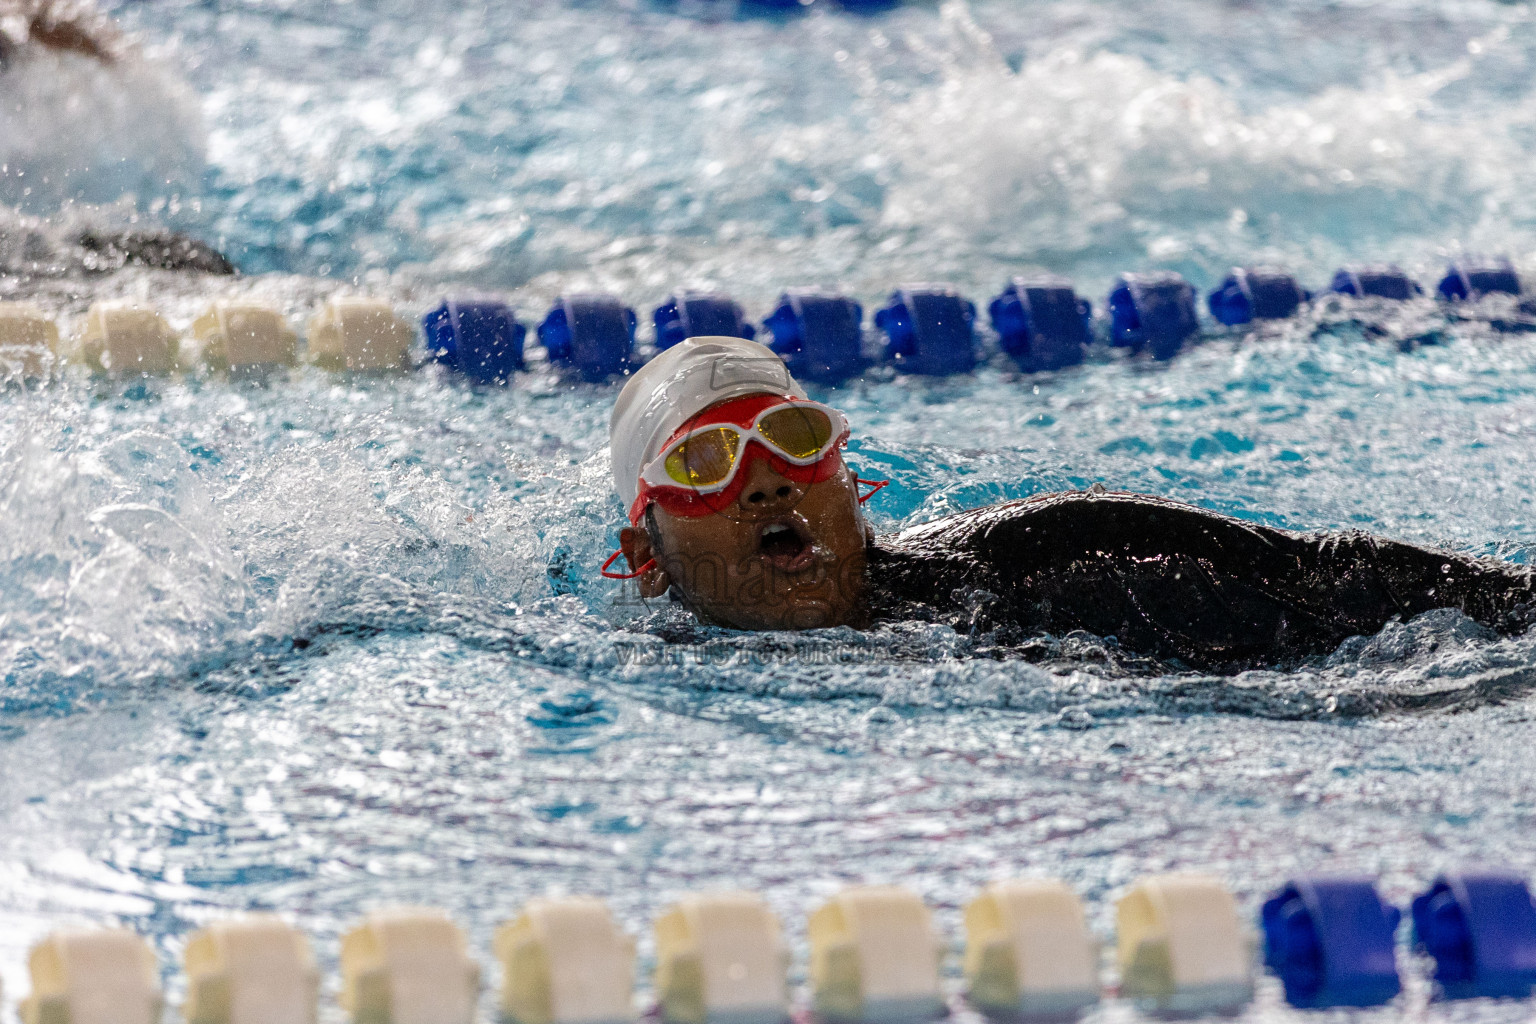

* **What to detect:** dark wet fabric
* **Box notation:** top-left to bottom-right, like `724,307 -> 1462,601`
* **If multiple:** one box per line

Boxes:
867,491 -> 1536,672
74,231 -> 237,275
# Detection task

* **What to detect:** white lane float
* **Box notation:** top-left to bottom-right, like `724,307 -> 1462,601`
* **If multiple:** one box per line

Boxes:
1117,872 -> 1254,1013
808,887 -> 945,1024
340,908 -> 481,1024
0,301 -> 60,378
307,297 -> 415,372
193,301 -> 299,372
654,892 -> 790,1024
495,897 -> 636,1024
183,916 -> 321,1024
71,302 -> 180,375
963,879 -> 1100,1019
20,929 -> 164,1024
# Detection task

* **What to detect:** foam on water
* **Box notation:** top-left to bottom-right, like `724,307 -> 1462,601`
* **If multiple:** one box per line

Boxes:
872,11 -> 1536,285
1,0 -> 1524,294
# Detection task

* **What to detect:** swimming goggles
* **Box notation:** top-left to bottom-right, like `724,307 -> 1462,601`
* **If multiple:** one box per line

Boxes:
601,394 -> 887,579
639,395 -> 847,498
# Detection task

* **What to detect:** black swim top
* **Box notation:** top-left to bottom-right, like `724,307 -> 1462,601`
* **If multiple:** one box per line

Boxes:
866,491 -> 1536,672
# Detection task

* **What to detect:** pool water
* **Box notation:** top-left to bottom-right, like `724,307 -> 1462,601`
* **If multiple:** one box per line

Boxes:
4,0 -> 1536,1020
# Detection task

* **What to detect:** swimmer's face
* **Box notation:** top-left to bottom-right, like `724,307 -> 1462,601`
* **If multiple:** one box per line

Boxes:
618,410 -> 872,631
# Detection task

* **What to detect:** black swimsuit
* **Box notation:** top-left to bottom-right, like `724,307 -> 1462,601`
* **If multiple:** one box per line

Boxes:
866,492 -> 1536,672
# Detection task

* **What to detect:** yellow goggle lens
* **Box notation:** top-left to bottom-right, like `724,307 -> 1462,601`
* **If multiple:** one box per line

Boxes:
663,427 -> 740,487
757,406 -> 834,459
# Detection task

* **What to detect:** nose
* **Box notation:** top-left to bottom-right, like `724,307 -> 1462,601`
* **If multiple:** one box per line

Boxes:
735,448 -> 804,513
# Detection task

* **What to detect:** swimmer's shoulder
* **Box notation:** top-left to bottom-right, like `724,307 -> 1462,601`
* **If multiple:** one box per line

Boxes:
875,488 -> 1229,553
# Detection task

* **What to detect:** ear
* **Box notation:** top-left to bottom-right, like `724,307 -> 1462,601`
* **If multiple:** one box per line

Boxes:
619,525 -> 672,599
843,463 -> 875,545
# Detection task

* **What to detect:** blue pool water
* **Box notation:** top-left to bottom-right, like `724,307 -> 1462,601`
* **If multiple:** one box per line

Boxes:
5,0 -> 1536,1019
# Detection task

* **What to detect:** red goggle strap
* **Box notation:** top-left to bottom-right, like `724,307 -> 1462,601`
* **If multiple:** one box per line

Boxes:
629,468 -> 886,527
857,477 -> 889,504
600,549 -> 658,580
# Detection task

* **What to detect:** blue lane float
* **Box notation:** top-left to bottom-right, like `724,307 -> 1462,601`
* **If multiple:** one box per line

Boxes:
735,0 -> 901,9
1413,871 -> 1536,1000
1262,876 -> 1402,1009
986,277 -> 1091,372
1438,259 -> 1522,302
423,298 -> 526,384
1107,272 -> 1199,360
762,290 -> 865,385
1330,265 -> 1424,301
1207,268 -> 1309,326
653,292 -> 755,351
538,294 -> 638,382
874,285 -> 977,376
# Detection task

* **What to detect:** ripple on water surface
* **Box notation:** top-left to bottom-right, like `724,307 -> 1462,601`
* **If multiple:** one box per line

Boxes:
2,312 -> 1536,1018
4,0 -> 1536,1016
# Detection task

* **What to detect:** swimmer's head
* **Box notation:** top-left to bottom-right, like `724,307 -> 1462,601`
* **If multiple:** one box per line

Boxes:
609,336 -> 872,630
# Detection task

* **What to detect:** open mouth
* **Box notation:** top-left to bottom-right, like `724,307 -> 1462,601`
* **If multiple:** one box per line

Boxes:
757,518 -> 816,573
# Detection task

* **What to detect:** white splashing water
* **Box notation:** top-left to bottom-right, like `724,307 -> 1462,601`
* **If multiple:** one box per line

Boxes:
0,41 -> 204,210
861,6 -> 1536,286
7,0 -> 1536,292
6,0 -> 1536,1004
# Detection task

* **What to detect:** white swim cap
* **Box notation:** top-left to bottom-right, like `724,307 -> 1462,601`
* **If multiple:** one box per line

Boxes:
610,336 -> 806,513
